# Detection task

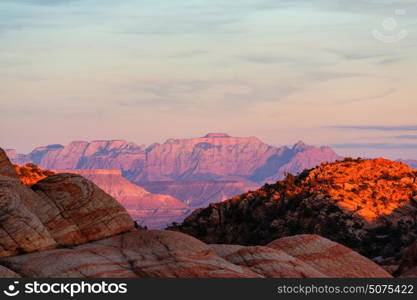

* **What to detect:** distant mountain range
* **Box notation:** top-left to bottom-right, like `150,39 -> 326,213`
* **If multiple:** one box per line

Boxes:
6,133 -> 342,227
398,159 -> 417,169
7,133 -> 341,183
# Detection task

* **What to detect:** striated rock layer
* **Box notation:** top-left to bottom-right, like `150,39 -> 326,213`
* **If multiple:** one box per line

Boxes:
0,149 -> 57,257
14,163 -> 54,186
266,235 -> 390,278
0,231 -> 391,278
172,158 -> 417,266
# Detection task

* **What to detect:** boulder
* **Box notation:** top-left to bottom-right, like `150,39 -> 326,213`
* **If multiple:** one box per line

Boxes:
0,149 -> 56,257
30,173 -> 135,246
0,230 -> 261,278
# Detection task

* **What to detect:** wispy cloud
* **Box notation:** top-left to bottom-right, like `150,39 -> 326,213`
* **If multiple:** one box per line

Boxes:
241,55 -> 290,65
332,143 -> 417,149
332,125 -> 417,131
10,0 -> 81,5
327,49 -> 386,61
337,88 -> 397,104
393,135 -> 417,139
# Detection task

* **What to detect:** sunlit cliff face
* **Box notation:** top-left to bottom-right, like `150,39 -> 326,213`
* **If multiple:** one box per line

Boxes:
305,158 -> 417,222
14,164 -> 55,186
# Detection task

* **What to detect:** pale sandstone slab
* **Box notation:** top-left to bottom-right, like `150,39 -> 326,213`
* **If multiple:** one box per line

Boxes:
267,235 -> 392,278
0,230 -> 261,278
211,244 -> 327,278
30,173 -> 135,246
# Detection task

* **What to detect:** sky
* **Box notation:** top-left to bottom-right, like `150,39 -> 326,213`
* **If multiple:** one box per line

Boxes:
1,0 -> 417,159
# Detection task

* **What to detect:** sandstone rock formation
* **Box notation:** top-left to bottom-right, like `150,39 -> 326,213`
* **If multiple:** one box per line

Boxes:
14,163 -> 55,185
0,266 -> 20,278
0,149 -> 57,257
0,231 -> 261,278
30,173 -> 135,246
397,240 -> 417,277
0,148 -> 134,257
210,244 -> 327,278
0,230 -> 391,278
172,158 -> 417,266
266,235 -> 390,278
53,169 -> 189,229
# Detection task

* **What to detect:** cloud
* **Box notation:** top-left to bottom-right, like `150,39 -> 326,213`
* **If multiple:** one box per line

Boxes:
377,57 -> 405,65
337,88 -> 397,104
332,125 -> 417,131
307,72 -> 368,82
393,135 -> 417,139
332,143 -> 417,149
12,0 -> 81,5
327,49 -> 386,61
241,55 -> 291,65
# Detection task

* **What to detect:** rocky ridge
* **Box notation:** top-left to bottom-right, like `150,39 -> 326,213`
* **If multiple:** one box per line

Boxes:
172,158 -> 417,267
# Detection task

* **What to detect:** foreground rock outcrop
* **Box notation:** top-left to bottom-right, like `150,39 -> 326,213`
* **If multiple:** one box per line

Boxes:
172,158 -> 417,267
0,230 -> 391,278
0,149 -> 57,257
0,148 -> 394,278
397,241 -> 417,277
266,235 -> 391,278
0,148 -> 135,257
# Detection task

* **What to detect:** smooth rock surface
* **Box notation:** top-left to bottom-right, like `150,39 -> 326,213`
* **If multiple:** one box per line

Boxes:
267,235 -> 392,278
30,173 -> 135,246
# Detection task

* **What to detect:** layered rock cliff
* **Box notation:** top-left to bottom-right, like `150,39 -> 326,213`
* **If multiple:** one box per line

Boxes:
8,135 -> 341,214
172,158 -> 417,268
0,148 -> 135,258
10,136 -> 340,184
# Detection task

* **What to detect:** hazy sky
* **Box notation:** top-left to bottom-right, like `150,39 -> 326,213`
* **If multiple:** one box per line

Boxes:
1,0 -> 417,159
